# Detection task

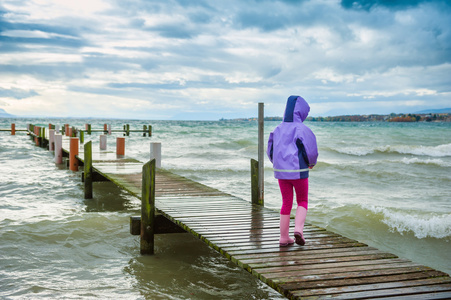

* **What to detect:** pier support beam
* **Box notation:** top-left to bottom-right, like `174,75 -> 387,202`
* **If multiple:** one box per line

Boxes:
141,159 -> 156,255
84,141 -> 93,199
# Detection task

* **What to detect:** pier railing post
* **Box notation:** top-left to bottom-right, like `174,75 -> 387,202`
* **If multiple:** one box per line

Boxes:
150,142 -> 161,168
258,102 -> 264,206
100,135 -> 107,150
251,159 -> 263,206
49,129 -> 55,151
84,141 -> 93,199
141,159 -> 156,255
143,125 -> 147,137
11,123 -> 15,135
117,137 -> 125,156
69,137 -> 79,171
55,134 -> 63,164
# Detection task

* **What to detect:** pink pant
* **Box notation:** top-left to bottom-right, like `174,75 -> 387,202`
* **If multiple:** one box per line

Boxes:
278,178 -> 308,215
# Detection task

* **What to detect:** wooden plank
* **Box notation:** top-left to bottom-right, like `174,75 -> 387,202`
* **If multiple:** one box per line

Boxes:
291,276 -> 451,298
313,282 -> 451,299
374,291 -> 451,300
274,267 -> 444,292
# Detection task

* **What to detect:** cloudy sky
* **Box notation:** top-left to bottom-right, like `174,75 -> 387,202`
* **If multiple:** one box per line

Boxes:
0,0 -> 450,120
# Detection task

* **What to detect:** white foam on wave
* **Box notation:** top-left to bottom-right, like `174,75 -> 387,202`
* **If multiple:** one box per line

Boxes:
368,206 -> 451,239
335,143 -> 451,157
400,157 -> 451,167
390,143 -> 451,157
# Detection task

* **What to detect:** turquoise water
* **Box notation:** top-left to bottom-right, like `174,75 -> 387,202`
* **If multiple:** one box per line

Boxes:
1,118 -> 450,298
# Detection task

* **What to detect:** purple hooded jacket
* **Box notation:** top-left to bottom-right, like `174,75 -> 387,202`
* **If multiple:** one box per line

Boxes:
267,95 -> 318,180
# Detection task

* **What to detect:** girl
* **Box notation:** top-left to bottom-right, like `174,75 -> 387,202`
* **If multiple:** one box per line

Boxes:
267,95 -> 318,246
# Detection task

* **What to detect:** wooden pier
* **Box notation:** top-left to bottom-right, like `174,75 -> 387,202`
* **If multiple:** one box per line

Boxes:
16,124 -> 451,299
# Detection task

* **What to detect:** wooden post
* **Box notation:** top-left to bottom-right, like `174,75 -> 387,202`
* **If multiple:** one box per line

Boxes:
258,102 -> 264,206
117,137 -> 125,156
108,124 -> 112,135
150,142 -> 161,168
84,141 -> 93,199
69,137 -> 79,171
68,127 -> 73,138
251,159 -> 261,205
40,127 -> 45,147
100,135 -> 107,150
143,125 -> 147,137
148,125 -> 152,137
141,159 -> 156,255
49,129 -> 55,151
80,130 -> 84,144
104,124 -> 108,134
11,123 -> 15,135
126,124 -> 130,136
65,124 -> 69,136
87,124 -> 91,135
35,126 -> 40,146
54,134 -> 63,164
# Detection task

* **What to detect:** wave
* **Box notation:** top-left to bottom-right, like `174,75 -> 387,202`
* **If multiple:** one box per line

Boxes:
319,157 -> 451,168
400,157 -> 451,167
330,143 -> 451,157
367,206 -> 451,239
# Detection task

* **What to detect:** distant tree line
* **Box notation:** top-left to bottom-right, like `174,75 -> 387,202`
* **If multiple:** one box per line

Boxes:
220,113 -> 451,122
307,113 -> 451,122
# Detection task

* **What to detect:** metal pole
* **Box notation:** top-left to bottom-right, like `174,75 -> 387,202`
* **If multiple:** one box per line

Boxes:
258,102 -> 264,206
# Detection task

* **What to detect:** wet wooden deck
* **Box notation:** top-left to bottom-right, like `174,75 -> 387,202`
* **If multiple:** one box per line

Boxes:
42,132 -> 451,299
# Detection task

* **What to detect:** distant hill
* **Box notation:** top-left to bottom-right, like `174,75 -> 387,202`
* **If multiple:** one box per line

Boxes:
0,108 -> 14,118
414,108 -> 451,114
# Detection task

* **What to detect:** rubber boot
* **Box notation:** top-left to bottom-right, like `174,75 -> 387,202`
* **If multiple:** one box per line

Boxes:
294,206 -> 307,246
279,214 -> 294,246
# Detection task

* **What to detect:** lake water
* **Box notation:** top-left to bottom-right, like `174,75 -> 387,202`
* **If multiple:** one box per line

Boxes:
1,118 -> 450,299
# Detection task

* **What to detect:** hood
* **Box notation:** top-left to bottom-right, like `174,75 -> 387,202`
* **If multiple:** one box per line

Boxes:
283,95 -> 310,123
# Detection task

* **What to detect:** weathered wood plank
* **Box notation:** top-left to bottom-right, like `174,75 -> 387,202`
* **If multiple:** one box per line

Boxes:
291,277 -> 451,299
312,282 -> 451,300
274,267 -> 445,292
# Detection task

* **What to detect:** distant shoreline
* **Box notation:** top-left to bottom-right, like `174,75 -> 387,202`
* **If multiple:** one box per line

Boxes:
221,112 -> 451,123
